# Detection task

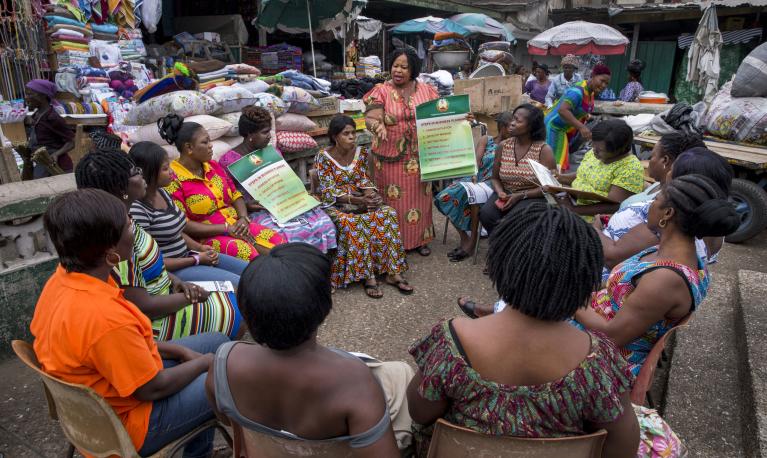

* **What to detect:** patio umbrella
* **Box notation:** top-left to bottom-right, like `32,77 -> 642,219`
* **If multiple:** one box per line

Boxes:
390,16 -> 471,37
450,13 -> 515,42
527,21 -> 628,56
255,0 -> 367,76
686,4 -> 722,104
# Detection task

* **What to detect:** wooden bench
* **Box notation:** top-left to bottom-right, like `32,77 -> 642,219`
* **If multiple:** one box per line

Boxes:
634,134 -> 767,171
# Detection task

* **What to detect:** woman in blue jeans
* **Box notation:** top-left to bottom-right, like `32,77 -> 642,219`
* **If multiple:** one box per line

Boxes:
140,332 -> 229,457
129,142 -> 248,287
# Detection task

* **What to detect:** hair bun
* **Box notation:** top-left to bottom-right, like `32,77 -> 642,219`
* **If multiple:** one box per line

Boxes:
157,114 -> 183,145
688,199 -> 740,238
629,59 -> 645,71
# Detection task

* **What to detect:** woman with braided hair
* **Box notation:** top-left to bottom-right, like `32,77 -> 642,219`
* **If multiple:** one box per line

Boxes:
160,114 -> 286,261
406,203 -> 642,456
574,174 -> 739,377
218,106 -> 337,253
75,149 -> 244,341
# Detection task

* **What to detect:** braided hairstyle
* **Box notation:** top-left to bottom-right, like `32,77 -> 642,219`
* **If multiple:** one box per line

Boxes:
591,119 -> 634,157
75,149 -> 135,198
662,174 -> 740,238
487,202 -> 603,321
239,106 -> 272,138
157,113 -> 203,153
657,132 -> 705,162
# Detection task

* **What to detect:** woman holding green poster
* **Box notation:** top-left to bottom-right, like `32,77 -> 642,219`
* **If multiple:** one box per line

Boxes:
364,48 -> 439,256
316,115 -> 412,298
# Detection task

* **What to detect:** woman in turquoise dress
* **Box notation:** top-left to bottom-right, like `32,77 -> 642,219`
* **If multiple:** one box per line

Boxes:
544,64 -> 611,171
434,112 -> 513,262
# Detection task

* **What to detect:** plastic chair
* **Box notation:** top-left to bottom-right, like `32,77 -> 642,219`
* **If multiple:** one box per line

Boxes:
12,340 -> 231,458
630,314 -> 693,407
232,422 -> 355,458
427,419 -> 607,458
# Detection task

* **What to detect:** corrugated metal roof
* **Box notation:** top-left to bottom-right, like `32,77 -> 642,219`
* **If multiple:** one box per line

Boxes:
678,27 -> 763,48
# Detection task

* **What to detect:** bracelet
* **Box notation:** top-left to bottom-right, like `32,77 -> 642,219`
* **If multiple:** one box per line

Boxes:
191,253 -> 200,266
522,190 -> 528,200
224,223 -> 229,232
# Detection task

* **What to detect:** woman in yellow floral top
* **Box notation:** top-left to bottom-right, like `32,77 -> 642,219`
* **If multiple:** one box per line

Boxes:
552,119 -> 644,219
160,114 -> 286,261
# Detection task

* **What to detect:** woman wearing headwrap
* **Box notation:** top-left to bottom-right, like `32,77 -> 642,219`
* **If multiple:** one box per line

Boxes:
544,64 -> 611,171
22,79 -> 75,179
544,54 -> 583,108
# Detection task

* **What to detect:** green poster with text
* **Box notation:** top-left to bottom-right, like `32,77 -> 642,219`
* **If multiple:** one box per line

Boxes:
415,94 -> 477,181
227,146 -> 319,224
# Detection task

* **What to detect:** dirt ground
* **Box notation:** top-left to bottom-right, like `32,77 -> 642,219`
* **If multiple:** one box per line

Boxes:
2,211 -> 766,457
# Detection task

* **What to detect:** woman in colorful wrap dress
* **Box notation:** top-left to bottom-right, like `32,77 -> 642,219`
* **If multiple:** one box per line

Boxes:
544,64 -> 611,171
315,115 -> 412,298
364,48 -> 439,256
159,114 -> 286,262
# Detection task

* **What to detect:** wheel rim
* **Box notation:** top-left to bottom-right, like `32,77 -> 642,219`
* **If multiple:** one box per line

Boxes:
729,194 -> 752,232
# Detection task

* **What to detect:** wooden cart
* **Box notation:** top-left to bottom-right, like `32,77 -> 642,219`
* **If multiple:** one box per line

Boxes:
634,133 -> 767,243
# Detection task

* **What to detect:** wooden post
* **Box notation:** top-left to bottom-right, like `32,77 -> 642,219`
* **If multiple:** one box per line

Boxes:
630,23 -> 640,61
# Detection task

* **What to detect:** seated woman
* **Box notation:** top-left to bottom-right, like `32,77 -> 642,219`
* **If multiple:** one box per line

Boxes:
619,60 -> 645,103
409,203 -> 667,457
21,79 -> 74,179
205,243 -> 413,457
315,115 -> 411,298
434,111 -> 514,262
575,175 -> 739,376
129,142 -> 248,287
75,149 -> 243,341
218,106 -> 337,254
552,119 -> 644,219
479,104 -> 556,235
598,145 -> 732,276
159,114 -> 286,261
32,189 -> 228,457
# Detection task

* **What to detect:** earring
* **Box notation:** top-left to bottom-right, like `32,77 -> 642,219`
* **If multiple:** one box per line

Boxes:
106,252 -> 121,266
658,218 -> 668,228
122,194 -> 129,200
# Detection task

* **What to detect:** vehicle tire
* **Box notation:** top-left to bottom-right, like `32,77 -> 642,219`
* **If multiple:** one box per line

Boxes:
726,178 -> 767,243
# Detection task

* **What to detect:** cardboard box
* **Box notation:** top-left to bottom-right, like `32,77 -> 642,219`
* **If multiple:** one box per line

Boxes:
454,75 -> 523,115
0,122 -> 27,145
306,97 -> 341,118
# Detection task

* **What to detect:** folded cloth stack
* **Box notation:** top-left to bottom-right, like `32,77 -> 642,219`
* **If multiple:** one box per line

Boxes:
45,15 -> 93,68
118,28 -> 146,62
55,101 -> 106,115
278,70 -> 331,95
191,60 -> 234,92
91,23 -> 119,42
330,77 -> 385,99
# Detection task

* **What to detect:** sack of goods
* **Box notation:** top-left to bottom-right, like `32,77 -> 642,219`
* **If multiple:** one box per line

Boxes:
356,56 -> 382,78
731,42 -> 767,98
705,80 -> 767,146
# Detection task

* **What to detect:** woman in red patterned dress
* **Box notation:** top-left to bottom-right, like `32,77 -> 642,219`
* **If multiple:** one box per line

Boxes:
364,48 -> 439,256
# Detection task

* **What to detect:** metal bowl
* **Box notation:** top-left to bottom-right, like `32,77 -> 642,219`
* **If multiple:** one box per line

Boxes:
431,50 -> 471,69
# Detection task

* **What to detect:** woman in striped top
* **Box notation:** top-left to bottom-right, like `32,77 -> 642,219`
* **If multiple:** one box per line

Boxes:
129,142 -> 248,287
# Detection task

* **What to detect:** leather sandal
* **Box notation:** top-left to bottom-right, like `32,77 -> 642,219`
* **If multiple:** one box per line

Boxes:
457,297 -> 479,319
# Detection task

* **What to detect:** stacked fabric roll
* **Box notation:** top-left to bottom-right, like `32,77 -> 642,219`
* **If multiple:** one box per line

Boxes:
189,60 -> 233,92
117,29 -> 147,62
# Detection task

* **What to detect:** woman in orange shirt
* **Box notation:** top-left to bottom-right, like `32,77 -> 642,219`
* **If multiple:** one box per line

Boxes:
31,189 -> 228,456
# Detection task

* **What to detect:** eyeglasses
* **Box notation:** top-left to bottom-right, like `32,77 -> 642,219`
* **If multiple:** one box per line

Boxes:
130,166 -> 143,177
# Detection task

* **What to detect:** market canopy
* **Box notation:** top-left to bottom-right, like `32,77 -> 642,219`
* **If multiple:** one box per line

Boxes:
449,13 -> 515,42
527,21 -> 628,56
390,17 -> 471,37
255,0 -> 367,34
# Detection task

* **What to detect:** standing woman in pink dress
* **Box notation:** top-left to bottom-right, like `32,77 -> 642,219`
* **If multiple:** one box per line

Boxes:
364,48 -> 439,256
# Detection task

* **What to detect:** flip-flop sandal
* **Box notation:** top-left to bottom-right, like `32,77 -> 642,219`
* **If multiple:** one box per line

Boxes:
364,281 -> 384,299
449,249 -> 471,262
447,247 -> 461,257
417,246 -> 432,257
386,277 -> 414,295
457,297 -> 479,319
